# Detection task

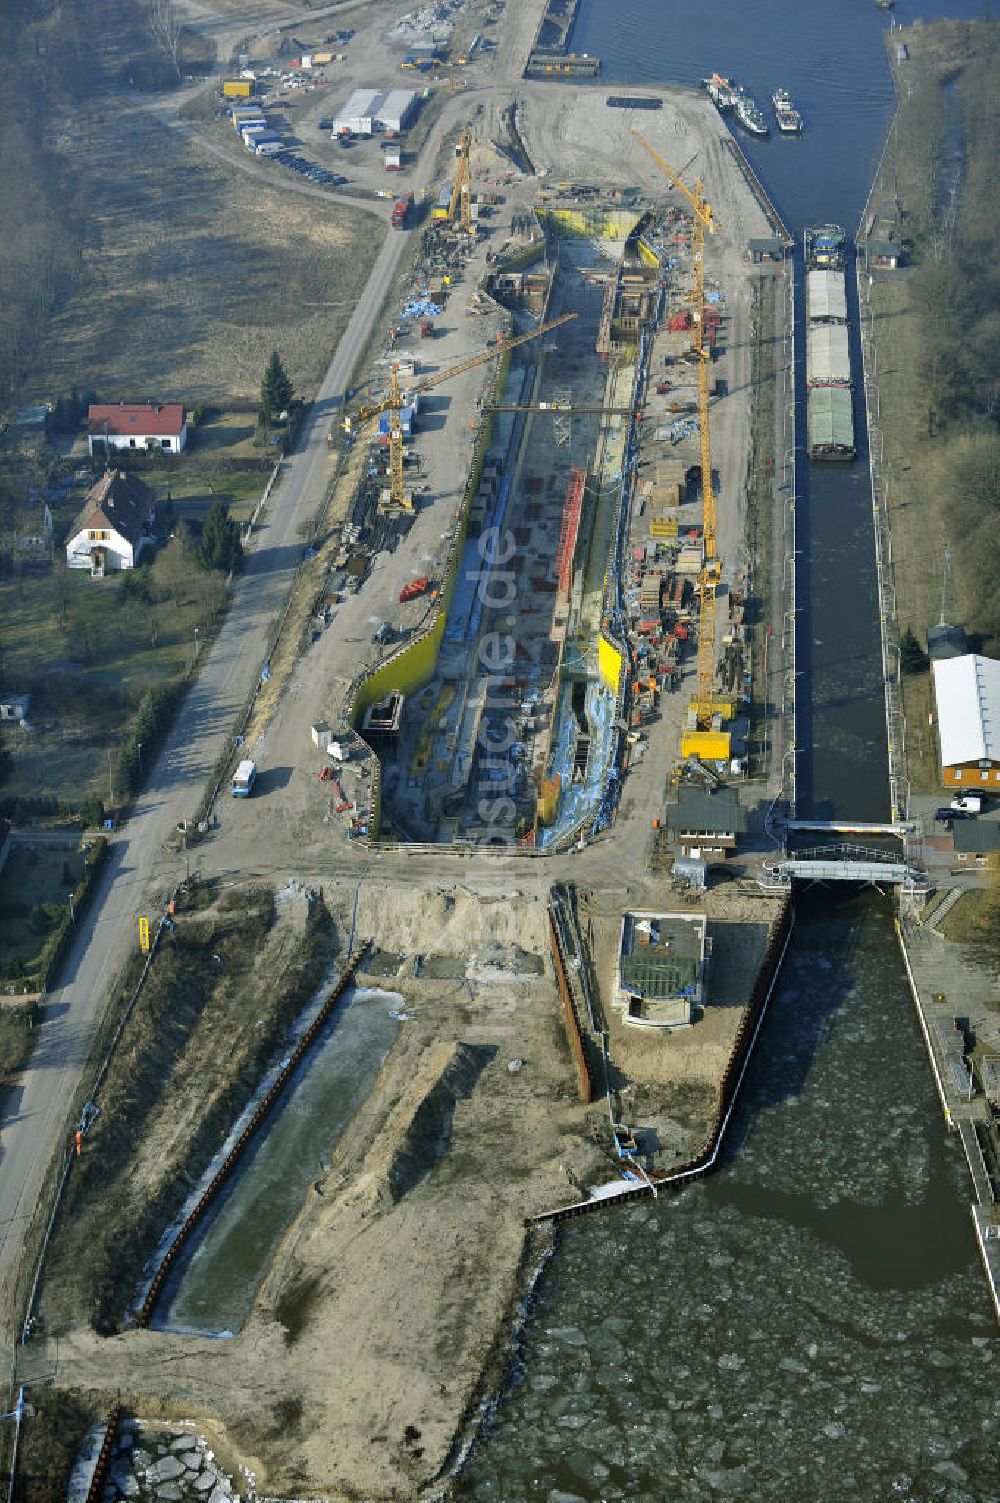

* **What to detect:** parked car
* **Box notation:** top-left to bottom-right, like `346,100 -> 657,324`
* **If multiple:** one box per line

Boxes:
318,117 -> 333,130
934,806 -> 974,823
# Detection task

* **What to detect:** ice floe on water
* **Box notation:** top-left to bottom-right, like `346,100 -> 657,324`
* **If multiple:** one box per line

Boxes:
454,897 -> 1000,1502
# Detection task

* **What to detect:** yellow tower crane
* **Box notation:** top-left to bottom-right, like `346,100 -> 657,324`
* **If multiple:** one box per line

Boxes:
342,313 -> 578,509
630,129 -> 732,759
449,127 -> 473,234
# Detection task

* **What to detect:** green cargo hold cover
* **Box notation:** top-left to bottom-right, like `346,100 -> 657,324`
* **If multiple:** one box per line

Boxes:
808,386 -> 854,455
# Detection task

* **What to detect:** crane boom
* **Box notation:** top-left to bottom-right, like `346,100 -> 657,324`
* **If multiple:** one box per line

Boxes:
629,129 -> 721,234
449,128 -> 473,233
631,129 -> 725,735
343,313 -> 578,508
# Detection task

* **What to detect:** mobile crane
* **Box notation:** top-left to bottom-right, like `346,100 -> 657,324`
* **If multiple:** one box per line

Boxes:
342,313 -> 578,510
631,129 -> 732,760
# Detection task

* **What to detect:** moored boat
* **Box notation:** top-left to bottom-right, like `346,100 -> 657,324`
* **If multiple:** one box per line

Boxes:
702,72 -> 737,112
734,88 -> 769,137
804,223 -> 846,271
771,88 -> 803,134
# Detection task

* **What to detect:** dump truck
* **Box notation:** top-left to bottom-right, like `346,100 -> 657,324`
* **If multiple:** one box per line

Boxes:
390,193 -> 414,229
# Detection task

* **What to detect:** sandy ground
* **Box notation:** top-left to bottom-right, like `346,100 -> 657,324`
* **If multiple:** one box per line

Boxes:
33,882 -> 605,1500
583,885 -> 783,1162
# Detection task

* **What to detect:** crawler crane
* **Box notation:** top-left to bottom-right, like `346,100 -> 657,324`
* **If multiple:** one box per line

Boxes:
342,314 -> 578,510
631,129 -> 733,761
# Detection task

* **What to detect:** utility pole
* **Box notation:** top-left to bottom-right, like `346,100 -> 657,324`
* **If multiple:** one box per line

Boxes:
939,542 -> 952,627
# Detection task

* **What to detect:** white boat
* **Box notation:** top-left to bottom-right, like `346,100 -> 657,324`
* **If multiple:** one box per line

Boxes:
734,89 -> 769,137
771,88 -> 803,134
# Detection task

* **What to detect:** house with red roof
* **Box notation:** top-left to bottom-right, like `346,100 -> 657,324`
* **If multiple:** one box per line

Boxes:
65,470 -> 156,574
87,401 -> 187,456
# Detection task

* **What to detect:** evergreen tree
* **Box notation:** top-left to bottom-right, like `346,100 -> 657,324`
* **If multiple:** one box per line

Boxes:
899,626 -> 927,676
260,350 -> 293,421
198,500 -> 242,572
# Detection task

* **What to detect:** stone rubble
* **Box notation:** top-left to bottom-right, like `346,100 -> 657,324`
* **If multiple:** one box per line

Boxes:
99,1424 -> 240,1503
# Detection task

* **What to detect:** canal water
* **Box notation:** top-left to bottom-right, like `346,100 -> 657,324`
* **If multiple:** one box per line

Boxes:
154,988 -> 401,1335
455,893 -> 998,1501
451,4 -> 999,1499
570,0 -> 981,819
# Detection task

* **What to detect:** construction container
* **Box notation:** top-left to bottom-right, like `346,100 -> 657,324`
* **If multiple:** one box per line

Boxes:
223,79 -> 253,98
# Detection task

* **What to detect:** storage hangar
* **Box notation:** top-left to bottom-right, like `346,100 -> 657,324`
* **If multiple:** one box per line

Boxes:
333,88 -> 417,136
932,653 -> 1000,789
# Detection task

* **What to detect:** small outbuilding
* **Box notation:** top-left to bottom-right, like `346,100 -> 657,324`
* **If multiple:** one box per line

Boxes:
952,816 -> 1000,861
871,236 -> 902,270
667,786 -> 747,859
88,401 -> 187,456
0,694 -> 30,723
932,653 -> 1000,790
748,237 -> 786,265
614,910 -> 707,1028
926,622 -> 968,661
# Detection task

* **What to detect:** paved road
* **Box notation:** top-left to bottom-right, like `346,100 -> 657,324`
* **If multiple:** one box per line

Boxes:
0,90 -> 463,1347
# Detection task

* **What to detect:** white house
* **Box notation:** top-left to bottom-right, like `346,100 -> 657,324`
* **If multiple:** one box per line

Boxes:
87,402 -> 187,456
65,470 -> 156,574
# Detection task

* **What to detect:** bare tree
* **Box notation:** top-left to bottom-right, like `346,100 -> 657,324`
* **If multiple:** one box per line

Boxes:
147,0 -> 184,78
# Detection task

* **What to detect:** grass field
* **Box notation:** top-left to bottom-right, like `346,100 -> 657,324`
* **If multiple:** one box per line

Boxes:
28,96 -> 381,409
0,838 -> 84,975
0,545 -> 225,804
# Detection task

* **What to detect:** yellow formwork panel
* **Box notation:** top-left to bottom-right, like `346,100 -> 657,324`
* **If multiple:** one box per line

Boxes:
649,518 -> 678,538
598,633 -> 624,695
680,730 -> 731,761
538,207 -> 644,240
537,774 -> 561,827
355,614 -> 445,718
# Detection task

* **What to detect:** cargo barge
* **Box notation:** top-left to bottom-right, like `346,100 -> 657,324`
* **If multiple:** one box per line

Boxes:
804,225 -> 856,462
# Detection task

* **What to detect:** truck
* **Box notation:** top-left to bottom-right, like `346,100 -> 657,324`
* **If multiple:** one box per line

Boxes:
390,193 -> 414,229
231,759 -> 258,797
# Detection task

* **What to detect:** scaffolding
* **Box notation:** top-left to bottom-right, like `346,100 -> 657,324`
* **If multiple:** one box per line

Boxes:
555,467 -> 587,602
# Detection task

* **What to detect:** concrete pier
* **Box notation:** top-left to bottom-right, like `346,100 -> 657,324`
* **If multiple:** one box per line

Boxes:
896,915 -> 1000,1321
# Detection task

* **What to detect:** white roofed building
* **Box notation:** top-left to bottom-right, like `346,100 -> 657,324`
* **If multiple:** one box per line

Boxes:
332,87 -> 416,136
932,653 -> 1000,789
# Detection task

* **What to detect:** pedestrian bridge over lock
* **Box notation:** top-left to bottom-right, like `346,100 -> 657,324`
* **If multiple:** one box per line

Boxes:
760,842 -> 927,892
